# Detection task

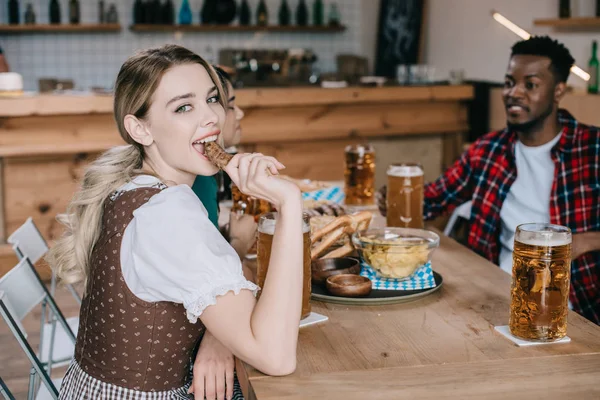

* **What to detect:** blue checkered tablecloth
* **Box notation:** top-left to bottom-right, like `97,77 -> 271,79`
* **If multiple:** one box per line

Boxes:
302,185 -> 345,204
360,261 -> 436,290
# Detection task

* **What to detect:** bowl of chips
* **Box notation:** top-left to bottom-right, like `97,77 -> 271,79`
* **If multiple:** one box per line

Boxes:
352,228 -> 440,279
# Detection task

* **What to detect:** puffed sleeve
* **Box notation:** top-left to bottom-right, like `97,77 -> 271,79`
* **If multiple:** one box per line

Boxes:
120,185 -> 259,323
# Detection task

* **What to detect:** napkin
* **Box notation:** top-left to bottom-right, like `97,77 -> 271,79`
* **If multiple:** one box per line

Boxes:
360,261 -> 436,290
302,184 -> 345,204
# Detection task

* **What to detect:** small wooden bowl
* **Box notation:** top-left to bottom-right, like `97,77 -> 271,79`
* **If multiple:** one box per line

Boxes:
325,274 -> 372,297
311,257 -> 360,285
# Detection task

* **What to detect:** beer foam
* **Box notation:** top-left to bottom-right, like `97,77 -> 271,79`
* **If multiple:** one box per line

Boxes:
387,165 -> 424,177
517,236 -> 571,247
258,217 -> 310,234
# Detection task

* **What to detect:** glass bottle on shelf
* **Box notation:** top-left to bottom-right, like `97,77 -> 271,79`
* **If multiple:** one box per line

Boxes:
559,0 -> 570,18
99,0 -> 105,23
69,0 -> 80,24
296,0 -> 308,26
239,0 -> 250,25
597,0 -> 600,17
49,0 -> 61,24
588,41 -> 599,94
313,0 -> 323,26
278,0 -> 290,26
257,0 -> 268,26
133,0 -> 143,24
8,0 -> 20,25
328,2 -> 340,26
178,0 -> 192,25
106,3 -> 118,23
25,3 -> 36,24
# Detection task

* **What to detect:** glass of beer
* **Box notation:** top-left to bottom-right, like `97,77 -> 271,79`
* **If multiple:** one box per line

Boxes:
256,212 -> 312,319
231,184 -> 275,221
509,223 -> 572,341
344,144 -> 376,206
386,163 -> 424,229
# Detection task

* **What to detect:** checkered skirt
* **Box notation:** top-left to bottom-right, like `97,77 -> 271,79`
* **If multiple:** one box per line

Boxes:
59,361 -> 244,400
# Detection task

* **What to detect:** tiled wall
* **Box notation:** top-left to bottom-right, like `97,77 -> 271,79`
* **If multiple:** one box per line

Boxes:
1,0 -> 364,91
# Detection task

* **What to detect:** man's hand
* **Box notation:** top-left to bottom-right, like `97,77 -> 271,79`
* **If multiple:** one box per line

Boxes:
571,232 -> 600,260
190,331 -> 235,400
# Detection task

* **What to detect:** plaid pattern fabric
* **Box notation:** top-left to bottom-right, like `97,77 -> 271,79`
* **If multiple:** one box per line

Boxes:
302,185 -> 345,203
423,109 -> 599,324
360,261 -> 436,290
60,361 -> 246,400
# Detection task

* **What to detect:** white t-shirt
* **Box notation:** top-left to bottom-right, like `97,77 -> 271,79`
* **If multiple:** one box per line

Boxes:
499,133 -> 562,273
118,175 -> 259,323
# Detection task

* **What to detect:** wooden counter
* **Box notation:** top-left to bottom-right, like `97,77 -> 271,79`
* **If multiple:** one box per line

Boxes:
0,85 -> 473,278
237,220 -> 600,399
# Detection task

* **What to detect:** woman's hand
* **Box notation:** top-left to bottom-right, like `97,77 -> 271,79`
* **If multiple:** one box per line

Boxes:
190,331 -> 235,400
223,153 -> 301,209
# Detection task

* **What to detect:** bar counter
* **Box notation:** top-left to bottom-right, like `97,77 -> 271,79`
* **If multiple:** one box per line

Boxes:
0,85 -> 473,277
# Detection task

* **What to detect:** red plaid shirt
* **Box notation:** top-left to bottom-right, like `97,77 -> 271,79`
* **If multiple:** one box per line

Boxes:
424,109 -> 599,324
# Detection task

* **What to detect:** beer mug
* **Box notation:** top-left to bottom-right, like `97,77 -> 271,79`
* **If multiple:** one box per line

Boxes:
509,223 -> 572,341
231,184 -> 274,221
256,212 -> 312,319
386,163 -> 424,229
344,144 -> 376,206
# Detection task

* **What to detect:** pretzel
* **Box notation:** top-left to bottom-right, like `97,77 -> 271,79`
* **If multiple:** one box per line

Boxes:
310,211 -> 373,260
205,141 -> 233,169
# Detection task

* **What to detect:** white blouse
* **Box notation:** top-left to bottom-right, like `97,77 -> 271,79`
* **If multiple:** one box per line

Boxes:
118,176 -> 259,323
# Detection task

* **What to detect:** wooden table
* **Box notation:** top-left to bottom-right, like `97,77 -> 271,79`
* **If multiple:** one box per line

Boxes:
236,230 -> 600,399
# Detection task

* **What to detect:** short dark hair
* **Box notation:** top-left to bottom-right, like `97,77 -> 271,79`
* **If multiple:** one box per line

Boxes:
510,36 -> 575,83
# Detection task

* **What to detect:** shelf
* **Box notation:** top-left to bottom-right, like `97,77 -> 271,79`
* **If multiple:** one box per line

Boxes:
0,24 -> 122,33
129,24 -> 346,33
533,17 -> 600,29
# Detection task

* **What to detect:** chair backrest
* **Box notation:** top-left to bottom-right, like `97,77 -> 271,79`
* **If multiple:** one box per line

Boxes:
7,218 -> 49,264
0,258 -> 46,324
0,291 -> 59,400
443,200 -> 473,237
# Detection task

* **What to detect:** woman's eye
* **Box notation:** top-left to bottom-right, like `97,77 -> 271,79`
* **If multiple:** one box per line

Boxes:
175,104 -> 192,113
207,95 -> 220,104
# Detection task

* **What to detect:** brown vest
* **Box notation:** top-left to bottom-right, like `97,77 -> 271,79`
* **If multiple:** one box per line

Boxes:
74,188 -> 205,392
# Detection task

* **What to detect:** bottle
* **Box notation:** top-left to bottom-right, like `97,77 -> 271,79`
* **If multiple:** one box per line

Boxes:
178,0 -> 191,24
239,0 -> 250,25
144,0 -> 153,24
8,0 -> 20,24
24,3 -> 36,24
201,0 -> 217,24
106,3 -> 118,23
69,0 -> 80,24
0,46 -> 10,73
312,0 -> 323,26
49,0 -> 61,24
597,0 -> 600,17
559,0 -> 570,18
278,0 -> 290,26
133,0 -> 143,24
256,0 -> 268,26
588,41 -> 599,94
151,0 -> 161,23
99,0 -> 105,23
328,2 -> 340,26
163,0 -> 175,24
296,0 -> 308,26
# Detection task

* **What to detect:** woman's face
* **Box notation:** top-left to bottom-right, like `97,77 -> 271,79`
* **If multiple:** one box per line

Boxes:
140,63 -> 225,185
221,80 -> 245,148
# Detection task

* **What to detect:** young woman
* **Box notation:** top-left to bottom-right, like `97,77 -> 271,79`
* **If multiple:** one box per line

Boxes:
47,45 -> 304,400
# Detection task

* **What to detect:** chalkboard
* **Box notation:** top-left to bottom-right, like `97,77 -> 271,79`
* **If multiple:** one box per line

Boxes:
375,0 -> 426,78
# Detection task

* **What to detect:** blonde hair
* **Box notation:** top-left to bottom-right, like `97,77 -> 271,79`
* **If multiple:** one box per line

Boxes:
46,45 -> 226,285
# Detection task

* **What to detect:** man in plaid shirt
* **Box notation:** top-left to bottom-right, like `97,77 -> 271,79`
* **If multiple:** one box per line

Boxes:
378,36 -> 600,324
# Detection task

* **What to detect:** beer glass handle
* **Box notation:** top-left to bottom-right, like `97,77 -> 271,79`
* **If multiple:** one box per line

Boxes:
400,186 -> 413,224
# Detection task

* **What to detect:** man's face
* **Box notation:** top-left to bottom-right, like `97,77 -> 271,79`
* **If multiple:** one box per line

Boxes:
503,55 -> 558,132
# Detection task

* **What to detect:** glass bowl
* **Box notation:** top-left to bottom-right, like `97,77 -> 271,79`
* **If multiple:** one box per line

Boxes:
352,228 -> 440,279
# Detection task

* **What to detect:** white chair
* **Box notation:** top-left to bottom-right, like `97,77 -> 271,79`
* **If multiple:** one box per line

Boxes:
443,200 -> 472,237
0,256 -> 75,390
1,375 -> 16,400
0,285 -> 61,400
7,217 -> 82,305
7,218 -> 80,369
